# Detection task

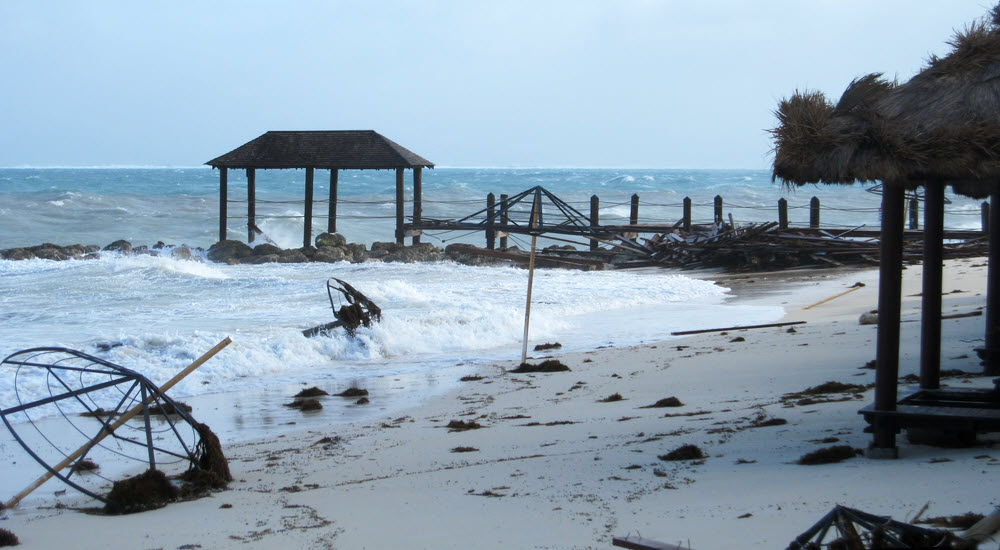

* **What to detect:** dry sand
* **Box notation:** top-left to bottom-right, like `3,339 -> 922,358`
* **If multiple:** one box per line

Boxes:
2,258 -> 997,549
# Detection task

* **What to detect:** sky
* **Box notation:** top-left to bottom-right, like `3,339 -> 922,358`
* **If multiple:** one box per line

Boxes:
0,1 -> 993,169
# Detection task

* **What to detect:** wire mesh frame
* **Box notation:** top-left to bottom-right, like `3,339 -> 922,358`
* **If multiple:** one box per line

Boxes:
0,347 -> 203,505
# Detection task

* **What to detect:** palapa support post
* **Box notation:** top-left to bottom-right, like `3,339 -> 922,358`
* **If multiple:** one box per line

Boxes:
778,198 -> 788,229
714,195 -> 723,224
486,193 -> 497,250
520,192 -> 541,365
218,168 -> 228,242
590,195 -> 600,251
328,169 -> 338,234
395,168 -> 405,244
983,201 -> 991,233
682,196 -> 692,232
810,196 -> 821,228
920,180 -> 945,389
986,190 -> 1000,375
499,194 -> 509,249
4,337 -> 234,509
630,194 -> 639,225
412,167 -> 422,245
909,197 -> 920,230
869,183 -> 905,459
303,167 -> 314,249
247,168 -> 256,243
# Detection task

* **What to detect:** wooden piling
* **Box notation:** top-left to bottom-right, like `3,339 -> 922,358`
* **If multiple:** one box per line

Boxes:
714,195 -> 723,224
247,168 -> 256,243
304,167 -> 314,249
500,193 -> 509,249
984,201 -> 991,233
987,191 -> 1000,375
630,194 -> 639,225
395,168 -> 405,244
486,193 -> 496,250
920,181 -> 944,390
218,168 -> 227,242
778,198 -> 788,229
682,197 -> 692,232
328,169 -> 338,234
412,167 -> 422,245
810,196 -> 820,228
590,195 -> 600,251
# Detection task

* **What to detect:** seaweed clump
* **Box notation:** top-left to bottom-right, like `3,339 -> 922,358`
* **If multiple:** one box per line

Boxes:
658,444 -> 706,462
104,469 -> 179,514
642,397 -> 684,408
336,388 -> 368,397
446,420 -> 482,432
147,401 -> 193,415
285,398 -> 323,411
0,528 -> 19,547
797,445 -> 858,465
599,393 -> 624,403
71,458 -> 99,473
510,360 -> 570,373
294,386 -> 329,397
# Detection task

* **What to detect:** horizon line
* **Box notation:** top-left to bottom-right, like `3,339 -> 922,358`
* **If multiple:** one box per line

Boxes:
0,164 -> 771,171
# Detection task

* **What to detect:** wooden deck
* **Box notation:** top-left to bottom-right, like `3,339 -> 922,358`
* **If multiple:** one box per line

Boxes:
859,387 -> 1000,433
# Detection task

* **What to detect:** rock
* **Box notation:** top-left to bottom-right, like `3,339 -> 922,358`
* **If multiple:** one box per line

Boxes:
369,241 -> 403,258
859,310 -> 879,325
382,243 -> 445,263
313,247 -> 347,263
33,247 -> 69,261
277,250 -> 310,263
252,243 -> 283,256
2,248 -> 35,260
152,241 -> 167,249
315,232 -> 347,248
345,243 -> 368,263
170,246 -> 192,261
241,254 -> 280,264
207,240 -> 253,263
133,245 -> 152,255
103,240 -> 133,253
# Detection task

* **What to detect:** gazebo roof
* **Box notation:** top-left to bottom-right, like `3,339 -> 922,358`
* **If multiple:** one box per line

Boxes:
206,130 -> 434,170
771,4 -> 1000,198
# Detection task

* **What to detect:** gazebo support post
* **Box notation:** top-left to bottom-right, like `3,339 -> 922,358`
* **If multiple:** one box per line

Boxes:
247,168 -> 256,244
328,169 -> 338,234
304,168 -> 314,249
985,190 -> 1000,375
920,180 -> 945,389
412,167 -> 422,245
869,183 -> 905,459
218,168 -> 228,242
395,168 -> 405,244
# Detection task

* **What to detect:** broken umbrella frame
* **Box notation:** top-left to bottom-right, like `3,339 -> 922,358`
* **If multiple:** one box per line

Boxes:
302,278 -> 383,338
0,347 -> 205,506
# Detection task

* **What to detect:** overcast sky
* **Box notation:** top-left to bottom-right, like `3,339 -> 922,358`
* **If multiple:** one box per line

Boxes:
0,1 -> 992,169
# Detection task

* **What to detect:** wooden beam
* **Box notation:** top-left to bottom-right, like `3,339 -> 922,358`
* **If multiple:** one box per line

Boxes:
395,168 -> 405,244
412,167 -> 422,245
218,168 -> 227,242
671,320 -> 805,336
920,180 -> 944,390
871,183 -> 905,457
304,167 -> 314,249
247,168 -> 256,244
328,169 -> 338,234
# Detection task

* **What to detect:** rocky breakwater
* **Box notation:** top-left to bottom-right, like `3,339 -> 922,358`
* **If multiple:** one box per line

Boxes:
206,233 -> 450,265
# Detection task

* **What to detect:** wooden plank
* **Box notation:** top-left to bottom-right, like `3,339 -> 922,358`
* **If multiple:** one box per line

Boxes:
671,321 -> 805,336
613,535 -> 692,550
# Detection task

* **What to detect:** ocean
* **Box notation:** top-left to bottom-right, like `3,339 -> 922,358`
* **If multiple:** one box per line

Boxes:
0,168 -> 985,457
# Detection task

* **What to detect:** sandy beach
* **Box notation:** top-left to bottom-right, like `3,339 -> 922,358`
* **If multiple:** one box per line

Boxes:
2,258 -> 997,549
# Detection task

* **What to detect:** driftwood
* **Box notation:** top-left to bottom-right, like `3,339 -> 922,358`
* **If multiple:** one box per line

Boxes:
643,223 -> 988,272
303,279 -> 382,337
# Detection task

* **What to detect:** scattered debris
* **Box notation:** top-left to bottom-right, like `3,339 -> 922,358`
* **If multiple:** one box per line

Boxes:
789,505 -> 969,549
748,417 -> 788,428
451,447 -> 479,453
642,397 -> 684,408
446,420 -> 482,432
797,445 -> 858,465
335,388 -> 369,397
917,513 -> 985,530
104,469 -> 179,514
78,408 -> 117,418
71,459 -> 99,473
284,398 -> 323,411
803,282 -> 866,310
510,360 -> 570,373
533,342 -> 562,351
659,444 -> 706,462
294,387 -> 329,398
303,278 -> 382,337
460,375 -> 484,382
599,393 -> 625,403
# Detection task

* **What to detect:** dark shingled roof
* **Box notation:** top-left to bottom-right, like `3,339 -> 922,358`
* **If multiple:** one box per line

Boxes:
771,4 -> 1000,198
206,130 -> 434,170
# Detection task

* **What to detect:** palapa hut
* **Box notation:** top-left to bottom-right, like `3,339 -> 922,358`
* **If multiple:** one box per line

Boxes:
207,131 -> 434,248
772,5 -> 1000,457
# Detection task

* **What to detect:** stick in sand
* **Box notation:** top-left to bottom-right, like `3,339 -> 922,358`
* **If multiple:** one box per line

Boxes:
520,194 -> 541,365
4,336 -> 233,509
802,282 -> 866,310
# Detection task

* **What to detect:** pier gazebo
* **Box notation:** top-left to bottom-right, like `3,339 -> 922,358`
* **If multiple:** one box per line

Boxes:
772,5 -> 1000,457
206,130 -> 434,248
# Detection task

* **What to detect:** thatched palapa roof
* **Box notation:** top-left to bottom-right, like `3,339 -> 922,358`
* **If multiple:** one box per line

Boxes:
771,4 -> 1000,198
206,130 -> 434,170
